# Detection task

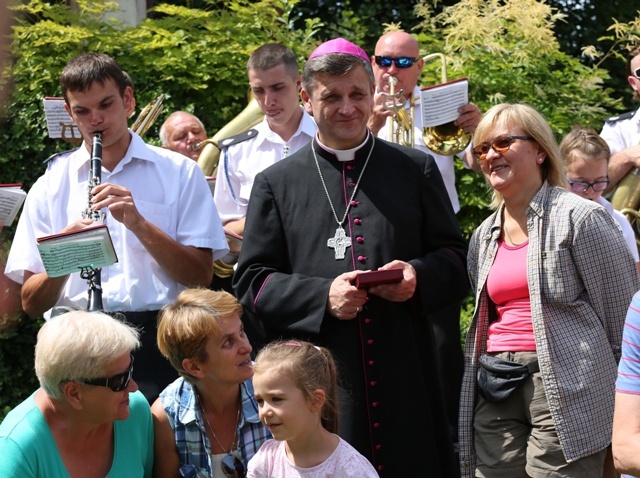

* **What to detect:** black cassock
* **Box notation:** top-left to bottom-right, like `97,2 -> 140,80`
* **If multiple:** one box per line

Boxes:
234,134 -> 469,477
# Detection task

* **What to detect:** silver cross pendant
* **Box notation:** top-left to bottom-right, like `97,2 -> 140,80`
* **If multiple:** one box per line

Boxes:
327,227 -> 352,260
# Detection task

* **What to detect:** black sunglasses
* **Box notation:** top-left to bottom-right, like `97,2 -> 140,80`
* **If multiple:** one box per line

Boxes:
473,135 -> 534,161
566,177 -> 610,193
374,56 -> 419,69
633,67 -> 640,79
81,354 -> 134,392
221,453 -> 245,478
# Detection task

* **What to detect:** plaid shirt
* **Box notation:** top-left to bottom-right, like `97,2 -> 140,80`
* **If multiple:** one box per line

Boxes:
160,377 -> 271,478
459,182 -> 639,477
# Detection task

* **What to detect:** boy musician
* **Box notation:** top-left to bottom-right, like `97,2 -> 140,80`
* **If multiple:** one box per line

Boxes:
5,52 -> 228,402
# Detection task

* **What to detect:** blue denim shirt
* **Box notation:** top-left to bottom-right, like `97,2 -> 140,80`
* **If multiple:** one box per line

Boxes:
160,377 -> 270,478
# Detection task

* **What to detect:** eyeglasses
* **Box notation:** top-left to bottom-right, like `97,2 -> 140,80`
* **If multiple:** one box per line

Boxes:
632,67 -> 640,79
374,56 -> 419,69
472,135 -> 534,161
566,177 -> 610,193
81,354 -> 134,392
221,453 -> 245,478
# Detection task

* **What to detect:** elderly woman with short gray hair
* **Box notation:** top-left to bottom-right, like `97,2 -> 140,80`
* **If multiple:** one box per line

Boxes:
0,310 -> 153,477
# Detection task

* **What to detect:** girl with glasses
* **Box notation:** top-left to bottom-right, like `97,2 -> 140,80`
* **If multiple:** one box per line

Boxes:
560,126 -> 640,276
460,103 -> 639,478
0,310 -> 152,477
248,340 -> 378,478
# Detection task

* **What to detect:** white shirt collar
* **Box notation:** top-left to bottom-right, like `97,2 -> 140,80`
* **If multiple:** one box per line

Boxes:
315,131 -> 370,162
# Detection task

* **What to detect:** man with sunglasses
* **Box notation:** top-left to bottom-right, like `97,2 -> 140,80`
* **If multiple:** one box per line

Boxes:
369,30 -> 482,214
369,30 -> 481,451
601,45 -> 640,192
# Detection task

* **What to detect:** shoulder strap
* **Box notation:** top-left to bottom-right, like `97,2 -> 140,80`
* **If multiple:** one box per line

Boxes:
605,110 -> 636,124
218,129 -> 258,149
42,147 -> 79,164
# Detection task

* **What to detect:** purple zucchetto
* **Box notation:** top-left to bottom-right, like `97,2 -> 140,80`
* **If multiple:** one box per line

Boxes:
308,38 -> 369,62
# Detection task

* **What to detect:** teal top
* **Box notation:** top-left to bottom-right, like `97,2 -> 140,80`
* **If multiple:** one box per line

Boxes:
0,390 -> 153,477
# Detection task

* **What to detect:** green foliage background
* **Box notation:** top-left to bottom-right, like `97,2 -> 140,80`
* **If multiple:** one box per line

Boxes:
1,0 -> 639,419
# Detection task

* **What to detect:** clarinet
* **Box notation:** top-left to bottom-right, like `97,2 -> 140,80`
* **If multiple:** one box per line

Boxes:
80,132 -> 104,312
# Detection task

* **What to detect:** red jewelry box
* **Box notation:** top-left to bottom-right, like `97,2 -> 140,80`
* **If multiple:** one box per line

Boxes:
354,268 -> 404,289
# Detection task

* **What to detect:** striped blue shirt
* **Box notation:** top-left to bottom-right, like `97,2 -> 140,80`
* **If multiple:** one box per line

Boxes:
160,377 -> 271,478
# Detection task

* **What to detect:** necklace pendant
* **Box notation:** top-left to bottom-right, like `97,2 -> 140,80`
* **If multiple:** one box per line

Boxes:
327,227 -> 352,260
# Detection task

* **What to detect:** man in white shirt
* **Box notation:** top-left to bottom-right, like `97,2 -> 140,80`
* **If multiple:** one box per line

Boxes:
601,44 -> 640,191
212,43 -> 316,298
214,43 -> 316,236
5,52 -> 228,402
367,30 -> 482,448
368,31 -> 482,213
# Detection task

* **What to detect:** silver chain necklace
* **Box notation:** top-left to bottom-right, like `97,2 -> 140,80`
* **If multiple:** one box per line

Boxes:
198,393 -> 241,455
312,135 -> 375,260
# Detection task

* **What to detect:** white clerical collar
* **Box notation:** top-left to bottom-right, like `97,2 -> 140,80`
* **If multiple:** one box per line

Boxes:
315,132 -> 370,162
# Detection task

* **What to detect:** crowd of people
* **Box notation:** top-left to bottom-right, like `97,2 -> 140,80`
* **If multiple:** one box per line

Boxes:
1,32 -> 640,478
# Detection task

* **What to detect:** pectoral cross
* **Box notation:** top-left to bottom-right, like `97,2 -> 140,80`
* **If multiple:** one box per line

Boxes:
327,227 -> 351,260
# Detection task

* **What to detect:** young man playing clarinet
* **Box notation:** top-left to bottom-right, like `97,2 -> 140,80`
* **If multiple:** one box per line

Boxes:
4,52 -> 228,403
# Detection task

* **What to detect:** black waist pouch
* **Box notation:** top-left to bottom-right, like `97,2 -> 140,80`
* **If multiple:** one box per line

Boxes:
477,354 -> 539,403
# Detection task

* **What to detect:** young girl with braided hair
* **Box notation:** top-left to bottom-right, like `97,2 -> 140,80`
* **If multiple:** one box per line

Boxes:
248,340 -> 378,477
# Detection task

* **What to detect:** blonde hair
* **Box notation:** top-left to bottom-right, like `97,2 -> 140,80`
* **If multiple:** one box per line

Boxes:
253,340 -> 339,434
559,126 -> 611,168
157,288 -> 243,382
473,103 -> 565,208
35,311 -> 140,399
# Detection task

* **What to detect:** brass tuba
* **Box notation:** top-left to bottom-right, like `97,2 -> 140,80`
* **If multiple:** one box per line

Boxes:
421,53 -> 472,156
196,96 -> 264,177
611,166 -> 640,247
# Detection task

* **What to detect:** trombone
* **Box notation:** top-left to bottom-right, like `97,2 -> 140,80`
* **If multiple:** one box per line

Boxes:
382,53 -> 472,156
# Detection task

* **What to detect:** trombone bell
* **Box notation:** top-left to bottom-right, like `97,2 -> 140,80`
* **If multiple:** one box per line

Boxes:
420,53 -> 471,156
422,122 -> 472,157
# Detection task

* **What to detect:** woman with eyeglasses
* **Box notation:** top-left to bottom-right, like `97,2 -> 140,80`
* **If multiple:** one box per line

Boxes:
0,310 -> 152,477
560,126 -> 640,275
458,103 -> 639,478
151,289 -> 270,478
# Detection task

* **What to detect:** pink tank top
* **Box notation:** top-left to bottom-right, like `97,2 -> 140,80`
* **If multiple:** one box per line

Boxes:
486,239 -> 536,352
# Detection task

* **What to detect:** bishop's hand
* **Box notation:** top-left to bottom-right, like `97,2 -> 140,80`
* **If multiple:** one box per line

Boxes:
368,260 -> 416,302
327,270 -> 368,320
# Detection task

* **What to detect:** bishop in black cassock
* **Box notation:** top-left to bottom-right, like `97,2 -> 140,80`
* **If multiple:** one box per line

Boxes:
233,38 -> 469,477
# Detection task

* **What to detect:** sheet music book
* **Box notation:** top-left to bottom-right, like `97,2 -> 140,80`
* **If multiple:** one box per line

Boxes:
36,224 -> 118,278
0,184 -> 27,227
420,78 -> 469,127
43,96 -> 81,140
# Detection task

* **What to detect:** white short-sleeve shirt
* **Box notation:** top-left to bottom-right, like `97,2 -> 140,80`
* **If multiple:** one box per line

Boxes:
213,109 -> 316,224
376,86 -> 472,213
5,131 -> 228,314
600,108 -> 640,156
